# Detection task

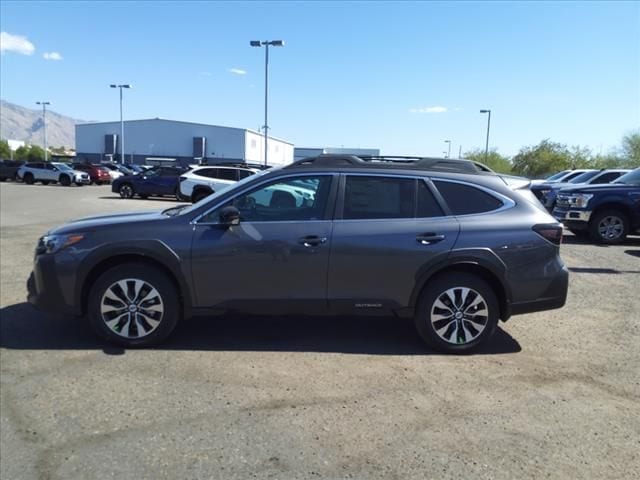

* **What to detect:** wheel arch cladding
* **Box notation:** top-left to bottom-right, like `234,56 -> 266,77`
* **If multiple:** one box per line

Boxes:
80,252 -> 191,318
411,261 -> 510,321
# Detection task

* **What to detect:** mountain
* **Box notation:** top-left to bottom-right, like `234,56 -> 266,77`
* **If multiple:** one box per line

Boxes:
0,99 -> 83,149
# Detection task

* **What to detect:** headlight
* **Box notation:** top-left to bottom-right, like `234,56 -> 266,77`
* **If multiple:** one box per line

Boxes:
568,193 -> 593,208
37,233 -> 85,254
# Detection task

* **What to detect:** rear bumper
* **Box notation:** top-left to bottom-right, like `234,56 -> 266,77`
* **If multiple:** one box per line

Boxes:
509,264 -> 569,316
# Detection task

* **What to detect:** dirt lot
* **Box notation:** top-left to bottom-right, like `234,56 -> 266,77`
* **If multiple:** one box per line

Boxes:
1,181 -> 638,480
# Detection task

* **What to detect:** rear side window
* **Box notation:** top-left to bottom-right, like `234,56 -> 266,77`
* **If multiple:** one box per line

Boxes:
217,169 -> 238,181
592,172 -> 623,184
238,169 -> 254,180
434,181 -> 503,215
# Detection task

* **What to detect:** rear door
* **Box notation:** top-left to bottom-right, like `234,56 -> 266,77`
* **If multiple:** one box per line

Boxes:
328,174 -> 460,312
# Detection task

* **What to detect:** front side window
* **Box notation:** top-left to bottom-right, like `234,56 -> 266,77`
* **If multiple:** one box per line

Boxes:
433,181 -> 504,215
592,172 -> 622,184
201,175 -> 332,223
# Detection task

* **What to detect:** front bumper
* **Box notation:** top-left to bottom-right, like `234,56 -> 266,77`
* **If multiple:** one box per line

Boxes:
553,206 -> 592,223
74,175 -> 91,185
27,254 -> 80,316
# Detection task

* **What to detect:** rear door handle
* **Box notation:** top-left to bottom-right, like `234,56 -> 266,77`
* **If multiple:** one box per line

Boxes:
416,233 -> 445,245
298,235 -> 327,247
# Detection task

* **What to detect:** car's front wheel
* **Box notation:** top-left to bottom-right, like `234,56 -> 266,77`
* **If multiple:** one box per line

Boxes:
414,272 -> 499,354
88,263 -> 180,347
119,183 -> 134,199
589,210 -> 628,244
59,174 -> 71,186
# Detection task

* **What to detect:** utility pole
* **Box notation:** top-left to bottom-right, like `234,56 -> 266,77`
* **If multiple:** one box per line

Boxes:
36,101 -> 51,161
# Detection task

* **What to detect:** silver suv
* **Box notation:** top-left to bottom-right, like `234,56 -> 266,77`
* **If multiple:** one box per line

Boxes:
27,155 -> 569,353
18,162 -> 90,186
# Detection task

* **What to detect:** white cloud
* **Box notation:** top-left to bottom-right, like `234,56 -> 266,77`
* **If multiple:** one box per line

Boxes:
228,68 -> 247,76
0,32 -> 35,55
43,51 -> 63,61
410,106 -> 448,114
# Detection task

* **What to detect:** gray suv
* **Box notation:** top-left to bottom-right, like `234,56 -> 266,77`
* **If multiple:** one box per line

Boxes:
27,155 -> 569,353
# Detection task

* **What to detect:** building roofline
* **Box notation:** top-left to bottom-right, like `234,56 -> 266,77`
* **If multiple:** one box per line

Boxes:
76,118 -> 293,145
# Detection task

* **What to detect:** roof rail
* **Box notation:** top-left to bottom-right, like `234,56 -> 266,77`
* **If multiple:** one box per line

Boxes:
285,154 -> 486,174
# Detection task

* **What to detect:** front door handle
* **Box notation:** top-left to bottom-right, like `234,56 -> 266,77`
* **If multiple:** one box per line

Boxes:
416,233 -> 445,245
298,235 -> 327,247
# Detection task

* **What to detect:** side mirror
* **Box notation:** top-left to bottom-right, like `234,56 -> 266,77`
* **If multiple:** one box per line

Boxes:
219,206 -> 240,226
53,167 -> 58,171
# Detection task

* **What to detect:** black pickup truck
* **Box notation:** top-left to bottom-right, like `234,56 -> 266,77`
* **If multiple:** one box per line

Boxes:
0,159 -> 24,181
552,168 -> 640,244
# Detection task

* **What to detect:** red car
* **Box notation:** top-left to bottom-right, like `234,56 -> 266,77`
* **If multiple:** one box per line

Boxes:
72,163 -> 112,185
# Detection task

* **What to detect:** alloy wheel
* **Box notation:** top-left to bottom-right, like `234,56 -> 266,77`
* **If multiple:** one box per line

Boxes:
598,216 -> 624,241
119,184 -> 133,199
430,287 -> 489,345
100,278 -> 164,339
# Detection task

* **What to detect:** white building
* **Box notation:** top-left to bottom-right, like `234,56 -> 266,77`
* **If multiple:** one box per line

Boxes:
76,118 -> 294,167
294,147 -> 380,162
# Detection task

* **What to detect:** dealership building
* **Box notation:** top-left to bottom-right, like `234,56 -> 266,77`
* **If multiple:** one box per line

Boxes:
75,118 -> 294,167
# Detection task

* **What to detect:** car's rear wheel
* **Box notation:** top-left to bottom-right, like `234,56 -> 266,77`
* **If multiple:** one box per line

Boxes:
119,183 -> 134,199
192,189 -> 213,203
23,173 -> 34,184
589,210 -> 628,245
59,174 -> 71,186
414,272 -> 499,354
88,263 -> 180,347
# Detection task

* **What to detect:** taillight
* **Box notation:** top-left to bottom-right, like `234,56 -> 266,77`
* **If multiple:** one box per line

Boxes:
533,223 -> 563,246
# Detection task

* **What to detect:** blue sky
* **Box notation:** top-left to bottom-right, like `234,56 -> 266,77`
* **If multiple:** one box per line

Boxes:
1,1 -> 638,156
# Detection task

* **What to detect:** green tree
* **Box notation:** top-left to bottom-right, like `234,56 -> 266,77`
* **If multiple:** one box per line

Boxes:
463,149 -> 512,174
620,130 -> 640,167
27,145 -> 46,161
0,140 -> 11,159
511,139 -> 573,178
14,145 -> 31,161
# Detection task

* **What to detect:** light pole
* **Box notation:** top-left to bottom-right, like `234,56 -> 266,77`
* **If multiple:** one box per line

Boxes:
36,101 -> 51,161
444,140 -> 451,159
250,39 -> 284,167
480,109 -> 491,161
110,84 -> 132,164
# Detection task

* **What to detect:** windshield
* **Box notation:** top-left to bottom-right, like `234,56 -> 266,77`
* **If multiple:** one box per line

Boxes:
546,170 -> 571,181
53,163 -> 73,171
613,168 -> 640,185
169,167 -> 277,217
569,170 -> 599,183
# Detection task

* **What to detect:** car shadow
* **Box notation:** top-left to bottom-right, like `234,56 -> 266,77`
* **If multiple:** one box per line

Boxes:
97,196 -> 181,202
0,303 -> 521,356
562,233 -> 640,247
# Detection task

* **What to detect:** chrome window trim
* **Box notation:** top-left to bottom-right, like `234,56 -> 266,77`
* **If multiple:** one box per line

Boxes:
190,172 -> 336,225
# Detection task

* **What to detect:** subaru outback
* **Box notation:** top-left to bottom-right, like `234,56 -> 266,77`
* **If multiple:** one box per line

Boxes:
27,155 -> 569,353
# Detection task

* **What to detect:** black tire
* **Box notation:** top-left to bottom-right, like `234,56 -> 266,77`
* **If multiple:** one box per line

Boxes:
59,174 -> 71,186
0,177 -> 6,182
192,189 -> 213,203
87,263 -> 180,347
94,180 -> 102,186
119,183 -> 134,199
589,210 -> 628,245
24,173 -> 34,185
414,272 -> 499,354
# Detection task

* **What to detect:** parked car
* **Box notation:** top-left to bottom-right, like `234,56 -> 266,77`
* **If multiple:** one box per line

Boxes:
99,163 -> 125,180
111,166 -> 187,199
17,162 -> 90,186
28,154 -> 568,353
530,169 -> 596,202
538,169 -> 631,211
72,163 -> 113,185
179,165 -> 259,203
0,159 -> 24,181
553,168 -> 640,244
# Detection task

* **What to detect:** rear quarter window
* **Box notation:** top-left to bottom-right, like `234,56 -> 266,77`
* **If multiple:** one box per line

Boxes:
434,180 -> 503,215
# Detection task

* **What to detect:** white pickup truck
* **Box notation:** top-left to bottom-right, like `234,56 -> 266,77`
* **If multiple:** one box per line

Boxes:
17,162 -> 91,186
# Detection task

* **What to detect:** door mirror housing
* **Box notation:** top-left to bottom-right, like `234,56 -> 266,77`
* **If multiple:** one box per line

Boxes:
219,206 -> 240,226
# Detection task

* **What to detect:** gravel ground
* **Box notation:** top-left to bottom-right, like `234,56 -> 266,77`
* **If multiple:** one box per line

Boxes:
1,181 -> 639,480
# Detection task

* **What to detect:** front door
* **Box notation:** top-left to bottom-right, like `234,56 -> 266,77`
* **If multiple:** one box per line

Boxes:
190,174 -> 336,312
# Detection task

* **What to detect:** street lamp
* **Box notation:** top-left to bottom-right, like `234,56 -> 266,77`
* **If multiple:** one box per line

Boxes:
36,101 -> 51,161
250,39 -> 284,167
110,84 -> 132,164
444,140 -> 451,159
480,109 -> 492,161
